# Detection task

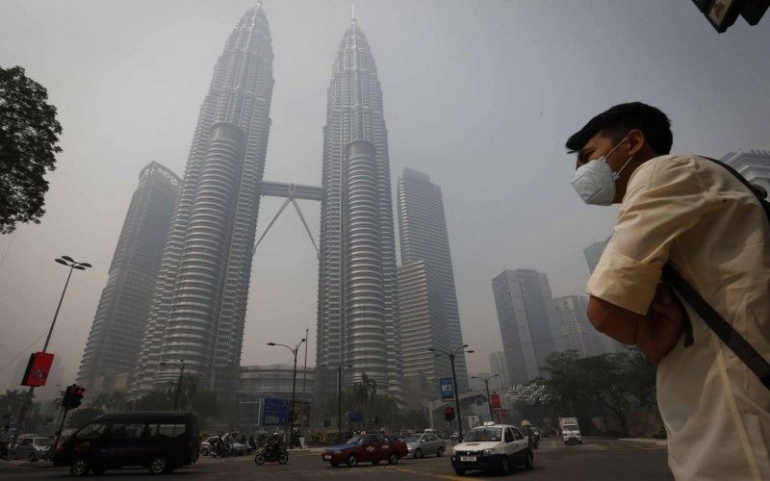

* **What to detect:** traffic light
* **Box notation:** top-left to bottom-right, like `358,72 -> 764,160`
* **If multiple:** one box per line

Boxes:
443,406 -> 455,421
62,384 -> 85,409
692,0 -> 769,33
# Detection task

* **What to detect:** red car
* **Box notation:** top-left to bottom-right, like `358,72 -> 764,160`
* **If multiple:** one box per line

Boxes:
321,433 -> 407,467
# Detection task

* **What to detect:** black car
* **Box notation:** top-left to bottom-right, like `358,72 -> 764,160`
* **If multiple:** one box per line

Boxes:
53,411 -> 199,476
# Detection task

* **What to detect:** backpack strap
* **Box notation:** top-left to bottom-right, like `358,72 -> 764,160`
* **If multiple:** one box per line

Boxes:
662,264 -> 770,390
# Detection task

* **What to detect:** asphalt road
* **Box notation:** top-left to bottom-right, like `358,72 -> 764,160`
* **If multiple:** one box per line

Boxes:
0,437 -> 674,480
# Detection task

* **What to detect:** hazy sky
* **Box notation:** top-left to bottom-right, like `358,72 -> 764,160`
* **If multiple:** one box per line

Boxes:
1,0 -> 769,393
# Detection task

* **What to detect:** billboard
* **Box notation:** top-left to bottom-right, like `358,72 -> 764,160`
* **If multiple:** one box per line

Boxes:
490,393 -> 501,409
440,377 -> 454,399
21,352 -> 55,387
262,398 -> 289,426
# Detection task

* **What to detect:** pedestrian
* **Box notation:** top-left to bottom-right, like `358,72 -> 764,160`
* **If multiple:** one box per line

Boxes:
0,425 -> 10,460
567,102 -> 769,480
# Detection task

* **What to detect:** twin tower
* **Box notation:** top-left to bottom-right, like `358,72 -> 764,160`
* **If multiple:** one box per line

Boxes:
127,5 -> 404,401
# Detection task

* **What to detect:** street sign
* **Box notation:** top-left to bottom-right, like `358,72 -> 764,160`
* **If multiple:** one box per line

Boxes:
262,398 -> 289,426
440,377 -> 454,399
21,352 -> 55,387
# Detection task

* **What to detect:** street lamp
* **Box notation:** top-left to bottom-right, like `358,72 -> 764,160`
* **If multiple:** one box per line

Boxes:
321,363 -> 352,444
471,374 -> 499,422
428,344 -> 474,442
18,256 -> 91,428
159,359 -> 185,410
268,337 -> 306,449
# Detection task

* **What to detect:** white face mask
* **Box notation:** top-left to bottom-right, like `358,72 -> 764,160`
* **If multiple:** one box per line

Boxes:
571,140 -> 634,206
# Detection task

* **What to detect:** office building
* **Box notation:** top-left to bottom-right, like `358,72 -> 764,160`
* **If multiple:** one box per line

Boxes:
397,168 -> 468,390
77,162 -> 180,395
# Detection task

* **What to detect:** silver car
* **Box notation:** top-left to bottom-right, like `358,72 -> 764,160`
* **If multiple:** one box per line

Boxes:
405,433 -> 446,459
12,436 -> 51,461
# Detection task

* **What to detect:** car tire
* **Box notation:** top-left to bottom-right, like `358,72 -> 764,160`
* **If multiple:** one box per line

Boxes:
387,453 -> 399,465
499,455 -> 510,476
149,455 -> 168,475
278,451 -> 288,465
415,448 -> 422,459
346,454 -> 358,467
437,447 -> 445,457
254,453 -> 265,465
525,450 -> 534,470
70,456 -> 91,476
454,467 -> 465,476
201,447 -> 209,456
28,453 -> 36,462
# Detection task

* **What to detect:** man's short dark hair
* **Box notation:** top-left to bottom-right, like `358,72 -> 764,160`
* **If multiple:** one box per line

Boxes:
566,102 -> 672,155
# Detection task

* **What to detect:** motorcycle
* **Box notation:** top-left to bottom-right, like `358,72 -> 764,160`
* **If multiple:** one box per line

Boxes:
254,446 -> 288,465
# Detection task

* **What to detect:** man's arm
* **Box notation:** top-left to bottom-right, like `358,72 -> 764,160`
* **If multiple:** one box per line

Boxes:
588,284 -> 684,363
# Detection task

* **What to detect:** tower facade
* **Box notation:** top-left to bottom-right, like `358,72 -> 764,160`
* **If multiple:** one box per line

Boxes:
315,19 -> 402,402
721,149 -> 770,195
397,261 -> 452,409
77,162 -> 180,395
397,168 -> 468,390
130,5 -> 274,396
492,269 -> 564,385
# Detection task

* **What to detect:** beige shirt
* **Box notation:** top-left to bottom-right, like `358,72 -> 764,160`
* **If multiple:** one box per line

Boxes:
588,155 -> 770,481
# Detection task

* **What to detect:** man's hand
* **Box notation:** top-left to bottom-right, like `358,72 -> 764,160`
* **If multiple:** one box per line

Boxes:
636,284 -> 685,363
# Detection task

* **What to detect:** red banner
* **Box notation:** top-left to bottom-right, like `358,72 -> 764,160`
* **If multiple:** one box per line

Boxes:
490,393 -> 501,409
21,352 -> 55,387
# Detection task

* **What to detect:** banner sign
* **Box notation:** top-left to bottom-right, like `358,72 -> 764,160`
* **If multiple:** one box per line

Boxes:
440,377 -> 454,399
21,352 -> 55,387
490,393 -> 501,409
262,398 -> 289,426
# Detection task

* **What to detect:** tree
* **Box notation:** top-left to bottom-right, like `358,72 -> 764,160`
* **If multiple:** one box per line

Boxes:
67,406 -> 105,429
0,66 -> 63,234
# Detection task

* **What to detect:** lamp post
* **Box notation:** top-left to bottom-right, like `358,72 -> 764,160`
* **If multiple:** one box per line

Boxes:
159,359 -> 185,410
471,374 -> 498,423
428,345 -> 474,442
321,363 -> 351,444
268,338 -> 305,449
18,256 -> 91,429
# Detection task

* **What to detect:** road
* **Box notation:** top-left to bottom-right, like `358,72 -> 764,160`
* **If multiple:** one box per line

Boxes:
0,437 -> 673,480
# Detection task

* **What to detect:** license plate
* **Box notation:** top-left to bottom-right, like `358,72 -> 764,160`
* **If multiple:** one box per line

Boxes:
460,456 -> 476,462
324,455 -> 331,459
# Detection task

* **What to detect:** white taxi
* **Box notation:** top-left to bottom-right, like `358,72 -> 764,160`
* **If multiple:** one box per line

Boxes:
450,422 -> 534,476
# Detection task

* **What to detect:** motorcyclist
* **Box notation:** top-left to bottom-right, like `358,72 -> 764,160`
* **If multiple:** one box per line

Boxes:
265,432 -> 282,458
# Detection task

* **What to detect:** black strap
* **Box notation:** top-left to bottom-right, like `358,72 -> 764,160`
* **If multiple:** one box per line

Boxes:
660,155 -> 770,390
662,265 -> 770,390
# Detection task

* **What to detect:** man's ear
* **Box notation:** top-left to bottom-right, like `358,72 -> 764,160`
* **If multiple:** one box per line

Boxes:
626,129 -> 645,157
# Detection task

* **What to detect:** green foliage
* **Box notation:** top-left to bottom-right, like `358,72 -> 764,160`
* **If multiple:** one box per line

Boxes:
542,349 -> 658,437
0,390 -> 26,418
67,406 -> 105,429
0,66 -> 63,234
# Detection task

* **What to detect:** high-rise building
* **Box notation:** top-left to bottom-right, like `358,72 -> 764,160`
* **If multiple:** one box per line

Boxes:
554,295 -> 608,358
492,269 -> 564,385
314,18 -> 402,403
488,351 -> 510,391
130,5 -> 275,397
397,261 -> 452,409
77,162 -> 180,395
721,150 -> 770,196
397,168 -> 468,390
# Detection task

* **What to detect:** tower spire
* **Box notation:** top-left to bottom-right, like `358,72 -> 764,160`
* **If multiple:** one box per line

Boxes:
351,3 -> 356,23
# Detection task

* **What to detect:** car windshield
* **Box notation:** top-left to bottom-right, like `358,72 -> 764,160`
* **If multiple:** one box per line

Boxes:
463,428 -> 501,442
404,435 -> 420,443
345,435 -> 366,444
564,425 -> 578,431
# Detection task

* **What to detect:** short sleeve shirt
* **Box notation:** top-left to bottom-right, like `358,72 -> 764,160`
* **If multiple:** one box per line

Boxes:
587,155 -> 770,480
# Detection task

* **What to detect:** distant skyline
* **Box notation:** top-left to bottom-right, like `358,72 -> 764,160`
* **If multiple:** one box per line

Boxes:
1,1 -> 769,393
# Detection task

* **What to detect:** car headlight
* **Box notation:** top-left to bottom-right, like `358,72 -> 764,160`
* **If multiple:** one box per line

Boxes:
483,449 -> 494,455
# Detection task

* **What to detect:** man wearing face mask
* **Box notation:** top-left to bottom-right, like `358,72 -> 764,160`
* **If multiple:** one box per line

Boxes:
567,102 -> 769,481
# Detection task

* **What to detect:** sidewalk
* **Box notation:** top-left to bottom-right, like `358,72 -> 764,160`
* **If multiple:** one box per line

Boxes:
618,437 -> 668,448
